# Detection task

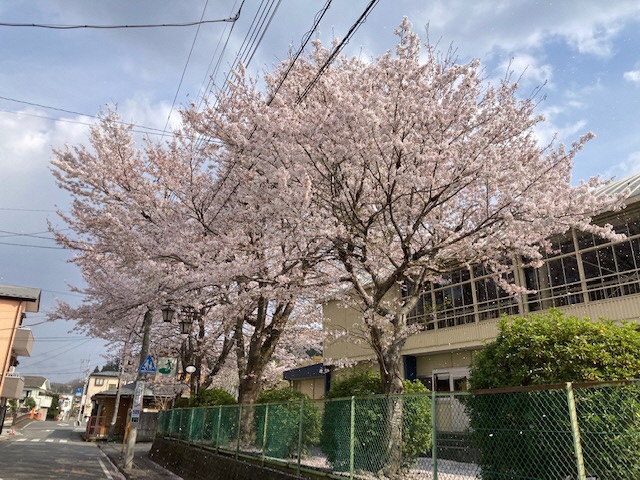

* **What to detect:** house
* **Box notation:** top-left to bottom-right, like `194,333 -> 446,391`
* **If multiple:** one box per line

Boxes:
0,284 -> 40,432
283,363 -> 331,400
58,394 -> 74,421
85,382 -> 170,441
315,172 -> 640,398
79,370 -> 120,421
21,375 -> 53,418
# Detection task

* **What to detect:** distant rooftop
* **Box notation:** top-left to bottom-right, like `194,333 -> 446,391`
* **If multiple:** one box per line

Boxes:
0,284 -> 41,312
598,171 -> 640,202
22,375 -> 50,389
89,370 -> 120,377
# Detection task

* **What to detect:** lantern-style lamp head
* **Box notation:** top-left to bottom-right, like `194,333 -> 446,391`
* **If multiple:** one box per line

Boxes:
161,305 -> 176,323
179,318 -> 192,334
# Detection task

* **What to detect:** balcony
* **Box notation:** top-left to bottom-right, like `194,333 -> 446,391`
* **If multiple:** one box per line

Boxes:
12,328 -> 34,357
1,375 -> 24,399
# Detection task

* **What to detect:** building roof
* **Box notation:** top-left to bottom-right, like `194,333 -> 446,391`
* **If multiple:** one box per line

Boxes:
0,284 -> 41,312
91,382 -> 173,399
598,171 -> 640,202
283,363 -> 331,381
89,371 -> 120,378
22,375 -> 49,389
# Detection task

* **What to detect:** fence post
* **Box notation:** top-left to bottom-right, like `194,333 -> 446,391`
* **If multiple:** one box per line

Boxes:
349,396 -> 355,480
215,405 -> 222,452
236,403 -> 243,459
565,382 -> 587,480
261,404 -> 269,465
432,390 -> 438,480
180,409 -> 185,440
297,400 -> 304,477
200,408 -> 207,445
188,409 -> 194,445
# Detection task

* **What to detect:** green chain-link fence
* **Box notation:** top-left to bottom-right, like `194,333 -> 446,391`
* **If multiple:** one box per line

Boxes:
156,381 -> 639,479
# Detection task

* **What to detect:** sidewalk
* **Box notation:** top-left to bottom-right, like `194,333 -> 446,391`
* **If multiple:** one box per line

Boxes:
99,441 -> 183,480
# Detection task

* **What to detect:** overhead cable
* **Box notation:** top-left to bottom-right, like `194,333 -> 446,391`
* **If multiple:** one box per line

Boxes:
296,0 -> 381,104
0,17 -> 237,30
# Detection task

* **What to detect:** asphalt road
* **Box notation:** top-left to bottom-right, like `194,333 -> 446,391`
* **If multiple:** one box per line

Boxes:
0,419 -> 124,480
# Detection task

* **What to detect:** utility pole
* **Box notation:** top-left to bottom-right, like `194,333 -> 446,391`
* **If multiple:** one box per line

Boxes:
107,349 -> 125,441
76,358 -> 90,425
124,309 -> 153,470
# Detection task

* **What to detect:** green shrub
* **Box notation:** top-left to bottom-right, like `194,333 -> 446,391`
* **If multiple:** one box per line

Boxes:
466,310 -> 640,480
193,388 -> 237,407
254,387 -> 321,458
320,372 -> 431,472
23,397 -> 36,410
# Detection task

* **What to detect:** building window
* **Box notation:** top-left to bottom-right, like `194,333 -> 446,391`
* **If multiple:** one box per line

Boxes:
422,368 -> 469,392
108,383 -> 117,390
94,378 -> 104,386
406,212 -> 640,331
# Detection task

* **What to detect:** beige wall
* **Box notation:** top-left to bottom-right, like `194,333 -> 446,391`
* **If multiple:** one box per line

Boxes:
293,377 -> 327,400
415,351 -> 476,377
324,288 -> 640,382
323,300 -> 375,363
0,299 -> 25,396
83,375 -> 119,417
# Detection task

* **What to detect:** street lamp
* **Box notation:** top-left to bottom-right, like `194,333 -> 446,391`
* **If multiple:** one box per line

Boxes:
161,304 -> 197,334
161,305 -> 175,323
179,306 -> 197,334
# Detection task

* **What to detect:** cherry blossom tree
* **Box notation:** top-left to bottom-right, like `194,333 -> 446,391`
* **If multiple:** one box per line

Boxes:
51,111 -> 324,410
197,17 -> 625,400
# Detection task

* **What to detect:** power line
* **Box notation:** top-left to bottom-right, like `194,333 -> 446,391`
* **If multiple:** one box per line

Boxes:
161,0 -> 243,138
18,339 -> 95,368
267,0 -> 333,105
0,229 -> 57,240
0,97 -> 223,143
0,17 -> 237,30
0,241 -> 66,250
296,0 -> 381,105
195,1 -> 241,112
0,207 -> 56,213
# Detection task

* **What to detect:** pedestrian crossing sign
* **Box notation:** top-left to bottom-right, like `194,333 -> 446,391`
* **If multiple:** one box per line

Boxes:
139,355 -> 156,374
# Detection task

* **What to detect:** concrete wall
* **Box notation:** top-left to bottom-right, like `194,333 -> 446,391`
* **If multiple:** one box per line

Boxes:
151,437 -> 316,480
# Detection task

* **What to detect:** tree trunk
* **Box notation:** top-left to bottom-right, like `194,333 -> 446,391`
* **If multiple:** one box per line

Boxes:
371,316 -> 407,476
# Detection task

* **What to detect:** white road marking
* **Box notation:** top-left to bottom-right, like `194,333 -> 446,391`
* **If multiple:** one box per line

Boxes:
97,458 -> 113,480
16,438 -> 26,442
45,439 -> 54,442
30,439 -> 40,442
59,439 -> 68,443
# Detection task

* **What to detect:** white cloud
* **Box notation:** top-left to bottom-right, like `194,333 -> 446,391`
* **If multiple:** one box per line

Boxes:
413,1 -> 640,59
624,70 -> 640,83
533,104 -> 589,148
497,53 -> 553,88
607,151 -> 640,178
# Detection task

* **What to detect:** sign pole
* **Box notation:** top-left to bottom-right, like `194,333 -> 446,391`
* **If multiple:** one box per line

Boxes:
124,309 -> 154,470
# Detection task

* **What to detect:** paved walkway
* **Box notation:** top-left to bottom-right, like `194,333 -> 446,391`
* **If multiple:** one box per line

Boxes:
2,419 -> 181,479
99,441 -> 183,480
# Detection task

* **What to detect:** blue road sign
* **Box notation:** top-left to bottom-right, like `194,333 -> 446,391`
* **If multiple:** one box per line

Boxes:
139,355 -> 156,374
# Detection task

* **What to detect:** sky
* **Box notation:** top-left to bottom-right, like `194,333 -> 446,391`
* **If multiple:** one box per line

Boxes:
1,0 -> 640,383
